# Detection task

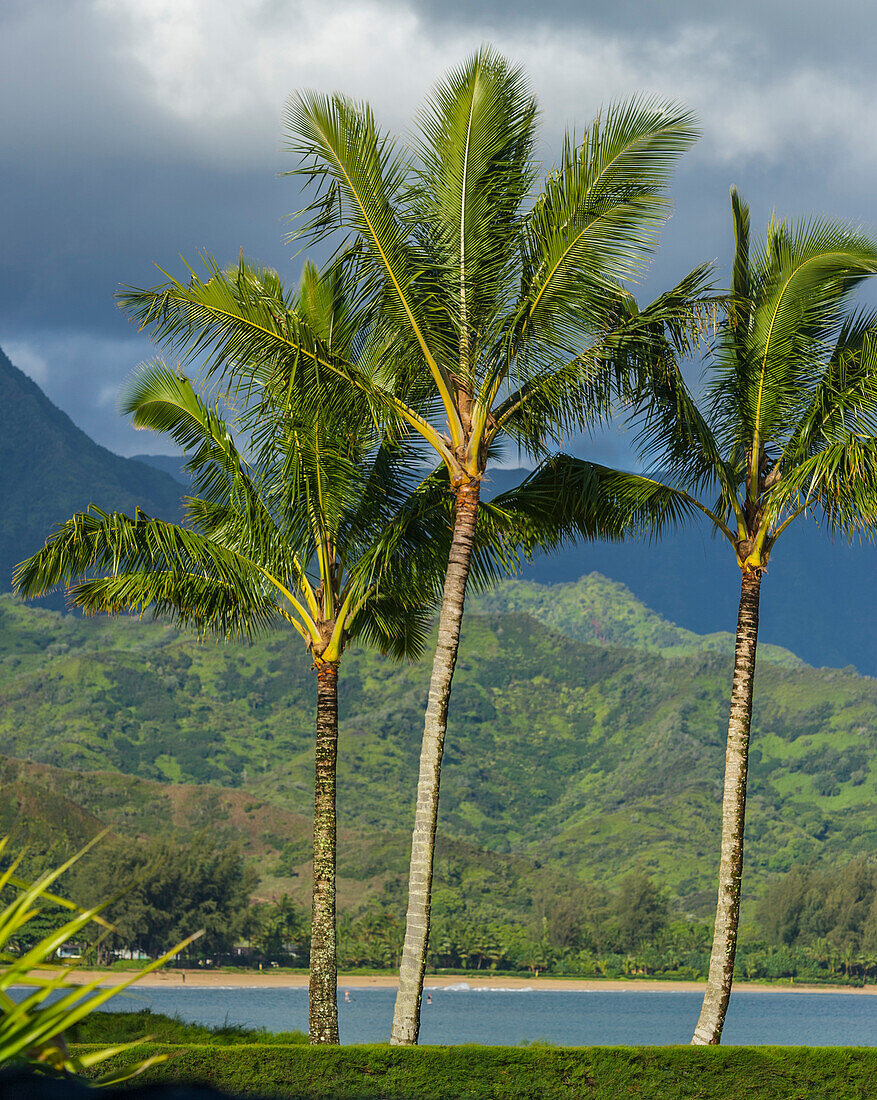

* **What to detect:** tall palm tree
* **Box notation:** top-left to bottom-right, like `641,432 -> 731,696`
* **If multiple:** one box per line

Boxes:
13,262 -> 456,1045
571,188 -> 877,1043
118,48 -> 708,1043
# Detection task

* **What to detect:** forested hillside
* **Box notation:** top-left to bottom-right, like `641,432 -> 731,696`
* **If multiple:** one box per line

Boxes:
2,583 -> 876,918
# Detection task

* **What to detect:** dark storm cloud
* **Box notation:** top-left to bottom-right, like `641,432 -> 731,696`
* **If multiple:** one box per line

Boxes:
413,0 -> 872,65
2,0 -> 876,456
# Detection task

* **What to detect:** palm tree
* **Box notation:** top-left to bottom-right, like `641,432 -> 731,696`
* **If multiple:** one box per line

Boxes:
118,48 -> 708,1043
13,262 -> 454,1045
570,188 -> 877,1043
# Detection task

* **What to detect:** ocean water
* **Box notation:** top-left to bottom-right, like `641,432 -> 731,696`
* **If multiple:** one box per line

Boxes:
95,984 -> 877,1046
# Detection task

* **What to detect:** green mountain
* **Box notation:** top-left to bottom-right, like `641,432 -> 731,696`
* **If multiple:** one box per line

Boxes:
0,751 -> 577,927
2,578 -> 875,917
131,453 -> 189,484
470,574 -> 805,666
0,347 -> 184,592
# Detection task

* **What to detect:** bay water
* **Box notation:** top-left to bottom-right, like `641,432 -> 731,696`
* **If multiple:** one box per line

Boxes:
97,984 -> 877,1046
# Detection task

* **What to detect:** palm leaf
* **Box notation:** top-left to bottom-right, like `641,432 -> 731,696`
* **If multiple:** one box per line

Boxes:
409,47 -> 538,374
714,211 -> 877,460
514,97 -> 699,355
283,90 -> 462,440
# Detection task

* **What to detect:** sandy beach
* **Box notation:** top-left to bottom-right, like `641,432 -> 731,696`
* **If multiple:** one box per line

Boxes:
46,970 -> 877,995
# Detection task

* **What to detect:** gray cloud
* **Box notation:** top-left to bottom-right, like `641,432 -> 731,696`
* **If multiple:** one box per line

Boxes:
414,0 -> 871,68
2,0 -> 876,456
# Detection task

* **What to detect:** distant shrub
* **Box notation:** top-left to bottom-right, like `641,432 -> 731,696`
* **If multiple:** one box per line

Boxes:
68,1010 -> 307,1047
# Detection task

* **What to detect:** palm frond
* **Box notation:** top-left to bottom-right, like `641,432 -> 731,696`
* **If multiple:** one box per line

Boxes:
728,186 -> 752,366
122,361 -> 284,541
513,98 -> 699,355
409,46 -> 538,373
283,90 -> 462,439
629,352 -> 739,508
710,202 -> 877,453
494,265 -> 718,457
783,311 -> 877,463
12,508 -> 304,627
122,257 -> 456,469
496,453 -> 733,549
69,570 -> 287,641
763,434 -> 877,539
120,257 -> 356,421
348,596 -> 433,662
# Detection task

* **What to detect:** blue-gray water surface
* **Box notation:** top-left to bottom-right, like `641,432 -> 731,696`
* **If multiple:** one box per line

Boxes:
95,985 -> 877,1046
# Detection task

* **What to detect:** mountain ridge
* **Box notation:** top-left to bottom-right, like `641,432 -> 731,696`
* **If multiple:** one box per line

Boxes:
0,347 -> 184,593
469,574 -> 805,668
483,468 -> 877,675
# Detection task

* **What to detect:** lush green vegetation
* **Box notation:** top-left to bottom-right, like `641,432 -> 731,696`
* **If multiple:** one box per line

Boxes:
68,1010 -> 307,1046
4,586 -> 877,983
756,858 -> 877,968
71,1044 -> 877,1098
3,590 -> 876,915
471,575 -> 803,666
59,836 -> 257,962
0,837 -> 199,1083
12,842 -> 877,983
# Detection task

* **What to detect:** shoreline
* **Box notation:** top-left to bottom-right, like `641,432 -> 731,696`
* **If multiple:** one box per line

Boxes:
45,970 -> 877,995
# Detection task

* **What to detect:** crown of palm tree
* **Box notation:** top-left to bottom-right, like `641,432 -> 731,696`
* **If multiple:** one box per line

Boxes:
119,48 -> 711,482
14,263 -> 451,659
587,188 -> 877,563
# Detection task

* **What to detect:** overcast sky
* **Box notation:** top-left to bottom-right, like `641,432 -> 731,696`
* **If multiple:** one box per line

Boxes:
2,0 -> 876,459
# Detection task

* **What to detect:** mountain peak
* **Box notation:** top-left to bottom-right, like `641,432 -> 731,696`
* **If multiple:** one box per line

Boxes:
0,345 -> 183,592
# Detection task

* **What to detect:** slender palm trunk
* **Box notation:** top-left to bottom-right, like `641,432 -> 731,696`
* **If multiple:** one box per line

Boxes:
310,660 -> 339,1044
692,567 -> 762,1045
390,480 -> 480,1045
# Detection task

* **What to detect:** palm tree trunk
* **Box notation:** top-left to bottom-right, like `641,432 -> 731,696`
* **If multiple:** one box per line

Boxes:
310,659 -> 339,1044
692,567 -> 762,1045
390,480 -> 480,1045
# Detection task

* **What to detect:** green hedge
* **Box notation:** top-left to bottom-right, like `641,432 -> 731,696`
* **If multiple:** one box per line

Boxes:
73,1044 -> 877,1099
67,1009 -> 307,1046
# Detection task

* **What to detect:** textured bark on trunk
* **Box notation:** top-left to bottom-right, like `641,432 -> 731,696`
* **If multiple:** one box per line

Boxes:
692,568 -> 762,1045
390,480 -> 480,1045
309,660 -> 339,1044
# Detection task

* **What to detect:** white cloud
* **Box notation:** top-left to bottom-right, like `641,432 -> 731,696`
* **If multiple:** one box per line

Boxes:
92,0 -> 455,155
81,0 -> 877,173
4,0 -> 876,457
